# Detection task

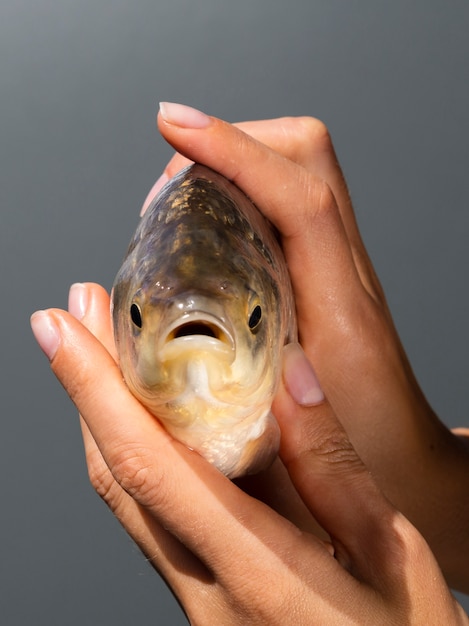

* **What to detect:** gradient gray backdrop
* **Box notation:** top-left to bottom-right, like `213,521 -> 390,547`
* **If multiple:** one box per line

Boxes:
1,1 -> 468,623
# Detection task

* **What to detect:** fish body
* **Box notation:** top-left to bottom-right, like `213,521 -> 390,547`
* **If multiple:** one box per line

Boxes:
112,164 -> 296,478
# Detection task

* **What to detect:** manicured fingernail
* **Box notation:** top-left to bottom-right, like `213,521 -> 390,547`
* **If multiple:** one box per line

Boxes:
140,172 -> 169,216
30,311 -> 60,360
68,283 -> 88,320
283,343 -> 325,406
159,102 -> 211,129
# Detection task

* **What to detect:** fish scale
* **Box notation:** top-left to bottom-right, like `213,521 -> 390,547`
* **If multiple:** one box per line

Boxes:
112,164 -> 296,478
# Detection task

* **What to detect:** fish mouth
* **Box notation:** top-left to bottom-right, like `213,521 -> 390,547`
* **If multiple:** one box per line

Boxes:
159,312 -> 235,362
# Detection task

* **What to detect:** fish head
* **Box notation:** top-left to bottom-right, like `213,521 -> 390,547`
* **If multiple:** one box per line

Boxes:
113,249 -> 283,422
112,165 -> 296,477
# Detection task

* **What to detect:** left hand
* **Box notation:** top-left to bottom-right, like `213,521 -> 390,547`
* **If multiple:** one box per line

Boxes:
30,283 -> 467,624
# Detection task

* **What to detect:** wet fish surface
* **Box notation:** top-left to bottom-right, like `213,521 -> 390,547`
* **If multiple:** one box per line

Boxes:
112,164 -> 296,478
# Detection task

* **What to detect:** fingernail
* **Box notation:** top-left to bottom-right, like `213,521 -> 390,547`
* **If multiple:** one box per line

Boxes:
30,311 -> 60,360
68,283 -> 88,320
140,172 -> 169,216
159,102 -> 211,129
283,343 -> 325,406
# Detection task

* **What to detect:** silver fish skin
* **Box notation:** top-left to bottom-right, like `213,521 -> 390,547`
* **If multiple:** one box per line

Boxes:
111,164 -> 297,478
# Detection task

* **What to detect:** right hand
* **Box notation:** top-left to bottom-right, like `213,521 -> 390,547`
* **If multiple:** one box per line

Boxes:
147,104 -> 469,591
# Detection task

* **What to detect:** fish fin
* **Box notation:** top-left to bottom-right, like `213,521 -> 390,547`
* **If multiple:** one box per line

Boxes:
229,412 -> 280,479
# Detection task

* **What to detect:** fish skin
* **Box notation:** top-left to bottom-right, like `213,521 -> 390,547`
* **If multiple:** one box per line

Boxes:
112,164 -> 297,478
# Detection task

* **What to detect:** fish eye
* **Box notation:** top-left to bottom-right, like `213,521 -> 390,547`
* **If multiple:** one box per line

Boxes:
248,304 -> 262,333
130,303 -> 143,329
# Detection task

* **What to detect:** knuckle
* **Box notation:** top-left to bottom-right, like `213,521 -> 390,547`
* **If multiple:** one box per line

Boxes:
85,447 -> 130,515
293,417 -> 365,478
297,115 -> 331,147
292,116 -> 334,161
87,448 -> 117,502
308,431 -> 361,471
85,447 -> 113,499
275,116 -> 334,166
108,443 -> 168,509
294,175 -> 338,236
281,114 -> 330,142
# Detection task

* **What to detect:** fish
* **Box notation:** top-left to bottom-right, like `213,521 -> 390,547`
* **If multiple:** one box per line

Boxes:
111,164 -> 297,479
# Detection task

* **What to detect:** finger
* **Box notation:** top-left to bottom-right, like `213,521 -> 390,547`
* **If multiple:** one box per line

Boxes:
156,103 -> 379,295
31,307 -> 224,600
145,111 -> 378,296
30,308 -> 329,589
67,282 -> 117,359
68,293 -> 329,591
153,116 -> 357,248
61,288 -> 333,591
141,117 -> 328,216
45,285 -> 193,586
234,117 -> 356,240
81,417 -> 216,613
156,104 -> 373,347
275,343 -> 414,588
279,348 -> 462,623
79,412 -> 214,605
67,282 -> 128,529
151,116 -> 343,184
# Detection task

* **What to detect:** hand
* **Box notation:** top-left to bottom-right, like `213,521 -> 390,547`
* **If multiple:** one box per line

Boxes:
30,283 -> 467,624
140,103 -> 469,590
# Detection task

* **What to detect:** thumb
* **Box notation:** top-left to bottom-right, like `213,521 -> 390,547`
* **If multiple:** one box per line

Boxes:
274,343 -> 398,579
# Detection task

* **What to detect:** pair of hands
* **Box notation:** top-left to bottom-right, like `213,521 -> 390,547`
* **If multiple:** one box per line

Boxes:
31,103 -> 469,623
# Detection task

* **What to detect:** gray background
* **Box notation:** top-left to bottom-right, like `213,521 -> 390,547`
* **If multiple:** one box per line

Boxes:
1,1 -> 468,623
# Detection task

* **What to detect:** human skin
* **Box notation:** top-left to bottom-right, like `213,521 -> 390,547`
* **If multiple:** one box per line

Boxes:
30,103 -> 469,622
30,286 -> 468,624
150,103 -> 469,592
